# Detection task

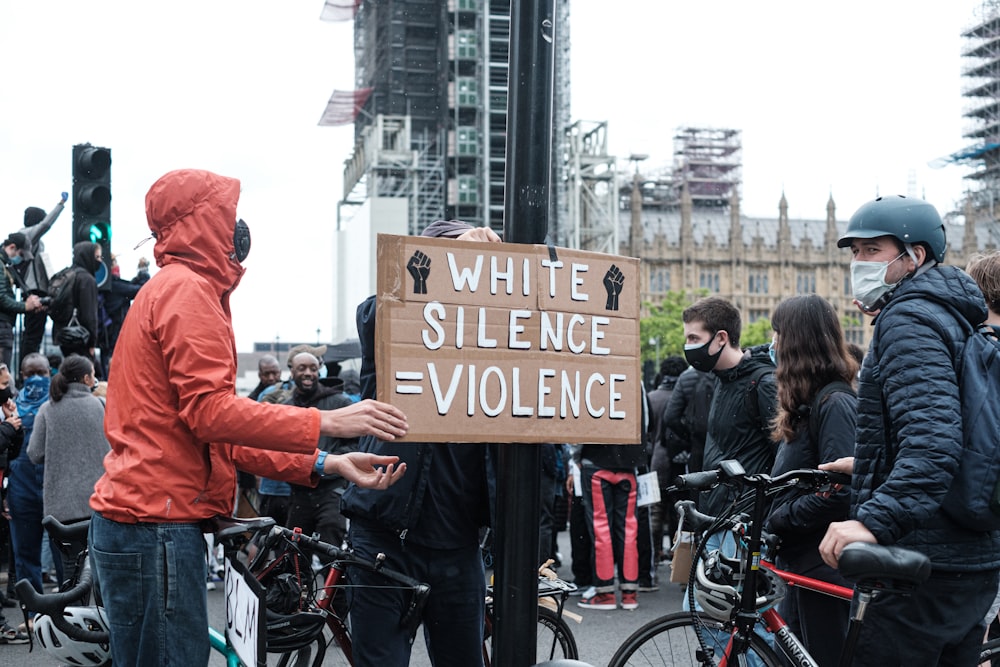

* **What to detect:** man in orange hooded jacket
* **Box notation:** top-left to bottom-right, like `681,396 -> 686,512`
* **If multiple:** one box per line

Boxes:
89,169 -> 408,666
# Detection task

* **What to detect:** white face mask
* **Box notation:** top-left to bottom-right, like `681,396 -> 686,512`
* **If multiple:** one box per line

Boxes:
851,252 -> 906,311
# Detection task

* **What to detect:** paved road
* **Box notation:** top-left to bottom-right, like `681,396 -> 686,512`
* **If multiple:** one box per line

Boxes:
4,531 -> 687,666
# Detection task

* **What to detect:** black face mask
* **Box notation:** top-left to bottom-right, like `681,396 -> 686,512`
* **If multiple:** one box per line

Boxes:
684,334 -> 724,373
233,219 -> 251,263
0,385 -> 13,404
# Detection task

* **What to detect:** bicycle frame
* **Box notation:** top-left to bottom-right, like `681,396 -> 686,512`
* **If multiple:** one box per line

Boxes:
313,561 -> 354,663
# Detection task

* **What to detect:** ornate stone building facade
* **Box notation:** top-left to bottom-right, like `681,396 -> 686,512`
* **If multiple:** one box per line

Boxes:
622,185 -> 998,348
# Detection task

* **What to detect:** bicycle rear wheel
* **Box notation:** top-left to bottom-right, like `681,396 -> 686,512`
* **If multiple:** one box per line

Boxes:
483,606 -> 579,664
608,611 -> 782,667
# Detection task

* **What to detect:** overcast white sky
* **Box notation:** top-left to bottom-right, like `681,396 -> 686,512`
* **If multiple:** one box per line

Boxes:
0,0 -> 983,351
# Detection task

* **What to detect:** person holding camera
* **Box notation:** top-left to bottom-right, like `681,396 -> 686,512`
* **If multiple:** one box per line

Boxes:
0,234 -> 44,368
51,242 -> 101,370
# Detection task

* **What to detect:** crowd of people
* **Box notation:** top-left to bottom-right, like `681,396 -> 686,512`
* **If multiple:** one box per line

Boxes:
0,172 -> 998,667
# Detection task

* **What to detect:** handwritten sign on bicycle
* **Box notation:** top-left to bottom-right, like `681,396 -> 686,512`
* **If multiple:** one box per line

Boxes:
375,234 -> 641,444
225,556 -> 265,667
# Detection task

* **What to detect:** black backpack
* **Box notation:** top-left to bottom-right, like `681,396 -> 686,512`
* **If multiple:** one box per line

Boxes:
873,299 -> 1000,532
45,266 -> 80,327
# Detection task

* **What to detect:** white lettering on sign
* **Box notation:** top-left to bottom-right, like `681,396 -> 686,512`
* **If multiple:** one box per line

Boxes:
571,263 -> 589,301
541,258 -> 564,297
420,302 -> 613,354
447,252 -> 483,292
421,363 -> 627,419
491,255 -> 514,295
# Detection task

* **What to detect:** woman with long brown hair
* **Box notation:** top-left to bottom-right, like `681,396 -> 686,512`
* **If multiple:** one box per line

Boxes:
764,295 -> 858,667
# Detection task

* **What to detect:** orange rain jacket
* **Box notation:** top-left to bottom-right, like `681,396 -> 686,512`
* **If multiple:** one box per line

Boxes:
91,169 -> 321,523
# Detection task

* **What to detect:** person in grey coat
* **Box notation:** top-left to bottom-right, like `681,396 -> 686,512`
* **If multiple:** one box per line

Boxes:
27,354 -> 108,581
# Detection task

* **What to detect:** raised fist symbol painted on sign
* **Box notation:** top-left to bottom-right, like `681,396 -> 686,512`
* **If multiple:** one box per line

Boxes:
604,264 -> 624,311
407,250 -> 431,294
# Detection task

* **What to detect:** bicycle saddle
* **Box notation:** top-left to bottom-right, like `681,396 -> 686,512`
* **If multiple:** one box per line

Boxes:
838,542 -> 931,593
206,514 -> 276,547
43,515 -> 90,543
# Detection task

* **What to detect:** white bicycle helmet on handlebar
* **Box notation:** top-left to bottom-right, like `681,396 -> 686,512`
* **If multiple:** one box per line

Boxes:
33,607 -> 112,667
694,550 -> 786,621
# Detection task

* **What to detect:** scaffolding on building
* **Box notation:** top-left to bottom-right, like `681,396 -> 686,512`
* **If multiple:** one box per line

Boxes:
672,127 -> 742,208
963,0 -> 1000,214
340,115 -> 446,236
336,0 -> 571,237
565,120 -> 619,254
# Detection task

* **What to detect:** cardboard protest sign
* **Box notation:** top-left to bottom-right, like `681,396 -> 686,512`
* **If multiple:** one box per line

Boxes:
375,234 -> 640,444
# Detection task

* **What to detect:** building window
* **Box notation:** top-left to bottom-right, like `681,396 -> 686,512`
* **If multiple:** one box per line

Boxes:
457,77 -> 478,107
749,309 -> 770,323
458,176 -> 479,204
844,274 -> 851,295
457,127 -> 478,156
699,268 -> 720,293
796,271 -> 816,294
457,0 -> 480,9
456,30 -> 477,59
648,267 -> 670,293
748,270 -> 769,294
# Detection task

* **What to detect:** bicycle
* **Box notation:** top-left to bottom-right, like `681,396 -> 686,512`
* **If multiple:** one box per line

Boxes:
249,525 -> 581,666
16,514 -> 284,667
606,459 -> 958,667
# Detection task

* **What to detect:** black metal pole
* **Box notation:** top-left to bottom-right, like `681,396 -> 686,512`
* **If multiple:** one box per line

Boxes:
494,0 -> 555,665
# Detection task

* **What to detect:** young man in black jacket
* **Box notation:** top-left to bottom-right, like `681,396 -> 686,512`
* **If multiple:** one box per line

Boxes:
682,297 -> 777,520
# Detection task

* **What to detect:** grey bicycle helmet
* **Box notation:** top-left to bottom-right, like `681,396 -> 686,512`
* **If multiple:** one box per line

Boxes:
837,194 -> 947,263
33,607 -> 112,667
694,550 -> 786,621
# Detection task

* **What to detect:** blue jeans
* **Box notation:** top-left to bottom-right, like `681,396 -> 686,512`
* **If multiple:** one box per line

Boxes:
89,512 -> 209,666
348,524 -> 486,667
7,457 -> 62,597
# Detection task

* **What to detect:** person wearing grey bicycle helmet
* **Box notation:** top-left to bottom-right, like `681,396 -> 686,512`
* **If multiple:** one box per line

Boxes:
820,195 -> 1000,665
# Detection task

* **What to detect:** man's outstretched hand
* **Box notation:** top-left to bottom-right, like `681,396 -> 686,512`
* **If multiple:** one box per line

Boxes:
327,451 -> 406,489
320,398 -> 409,441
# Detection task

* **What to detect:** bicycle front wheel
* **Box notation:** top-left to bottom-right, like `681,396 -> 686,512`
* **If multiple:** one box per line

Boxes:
608,611 -> 783,667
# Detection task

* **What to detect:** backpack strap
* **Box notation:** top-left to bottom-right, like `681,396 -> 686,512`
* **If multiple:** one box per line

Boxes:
744,365 -> 775,435
808,381 -> 855,447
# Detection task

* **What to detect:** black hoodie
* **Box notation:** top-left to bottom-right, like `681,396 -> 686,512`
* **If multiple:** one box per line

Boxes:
52,242 -> 100,349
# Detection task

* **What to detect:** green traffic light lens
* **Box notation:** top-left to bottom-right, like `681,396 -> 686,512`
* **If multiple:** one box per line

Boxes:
88,223 -> 111,244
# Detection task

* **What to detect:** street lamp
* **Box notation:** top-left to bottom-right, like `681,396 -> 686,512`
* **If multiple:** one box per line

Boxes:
649,336 -> 660,368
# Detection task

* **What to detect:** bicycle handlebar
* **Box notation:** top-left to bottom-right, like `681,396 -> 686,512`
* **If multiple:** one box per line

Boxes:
15,560 -> 110,644
675,463 -> 851,493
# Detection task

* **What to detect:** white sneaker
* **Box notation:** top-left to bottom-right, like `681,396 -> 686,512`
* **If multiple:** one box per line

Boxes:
206,579 -> 217,591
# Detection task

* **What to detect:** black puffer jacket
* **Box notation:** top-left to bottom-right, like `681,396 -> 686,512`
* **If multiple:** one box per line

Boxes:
700,345 -> 777,516
855,264 -> 1000,572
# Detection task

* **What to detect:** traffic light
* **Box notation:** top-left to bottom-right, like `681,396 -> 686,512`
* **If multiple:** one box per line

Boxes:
72,143 -> 112,289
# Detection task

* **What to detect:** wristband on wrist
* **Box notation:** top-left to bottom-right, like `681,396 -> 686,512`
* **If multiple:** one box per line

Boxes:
315,450 -> 328,477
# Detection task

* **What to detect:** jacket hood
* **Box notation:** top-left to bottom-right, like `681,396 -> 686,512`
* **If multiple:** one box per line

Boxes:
714,343 -> 774,383
145,169 -> 245,298
72,241 -> 101,274
891,264 -> 988,330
